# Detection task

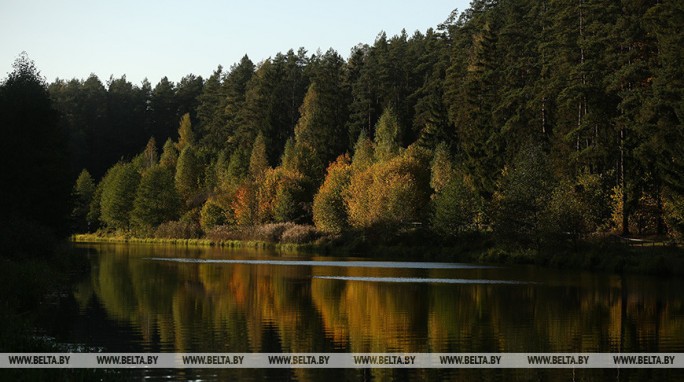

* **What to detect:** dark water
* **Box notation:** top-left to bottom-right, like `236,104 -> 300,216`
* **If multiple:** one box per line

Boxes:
41,243 -> 684,381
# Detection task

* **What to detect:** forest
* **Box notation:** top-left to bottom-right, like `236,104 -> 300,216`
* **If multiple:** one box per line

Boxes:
4,0 -> 684,254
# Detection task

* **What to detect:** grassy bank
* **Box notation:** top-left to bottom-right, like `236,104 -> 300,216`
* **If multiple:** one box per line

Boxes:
73,230 -> 684,277
72,232 -> 321,253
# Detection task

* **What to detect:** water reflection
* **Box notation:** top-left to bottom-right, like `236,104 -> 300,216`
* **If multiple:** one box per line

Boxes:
68,243 -> 684,381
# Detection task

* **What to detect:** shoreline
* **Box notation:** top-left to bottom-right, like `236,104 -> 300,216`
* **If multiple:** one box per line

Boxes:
72,233 -> 684,277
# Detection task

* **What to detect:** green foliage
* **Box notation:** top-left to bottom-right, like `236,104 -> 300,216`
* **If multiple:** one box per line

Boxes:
159,138 -> 178,169
431,174 -> 483,237
430,142 -> 453,194
249,133 -> 269,180
175,146 -> 201,202
492,145 -> 554,248
99,162 -> 141,230
71,169 -> 95,232
280,137 -> 296,170
351,130 -> 375,173
132,137 -> 159,172
25,2 -> 684,247
292,83 -> 326,182
176,113 -> 194,152
374,106 -> 401,162
258,167 -> 308,224
131,165 -> 180,235
87,180 -> 104,230
541,180 -> 595,246
200,198 -> 228,231
313,154 -> 352,234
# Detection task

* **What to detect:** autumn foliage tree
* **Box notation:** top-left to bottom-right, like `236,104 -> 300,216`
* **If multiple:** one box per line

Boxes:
313,154 -> 352,234
344,146 -> 431,231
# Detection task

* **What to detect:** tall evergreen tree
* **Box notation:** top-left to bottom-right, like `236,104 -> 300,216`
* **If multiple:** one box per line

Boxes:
149,77 -> 179,143
0,53 -> 71,239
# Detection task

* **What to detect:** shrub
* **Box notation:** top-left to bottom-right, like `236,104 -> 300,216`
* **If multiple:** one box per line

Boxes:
281,225 -> 318,244
154,220 -> 201,239
431,174 -> 483,237
205,225 -> 245,242
541,180 -> 594,247
251,223 -> 295,242
200,198 -> 228,231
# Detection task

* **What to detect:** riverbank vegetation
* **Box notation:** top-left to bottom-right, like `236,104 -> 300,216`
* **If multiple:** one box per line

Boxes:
66,1 -> 684,264
5,1 -> 684,275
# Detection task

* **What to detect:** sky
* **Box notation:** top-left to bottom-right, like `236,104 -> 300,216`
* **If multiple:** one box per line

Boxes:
0,0 -> 471,86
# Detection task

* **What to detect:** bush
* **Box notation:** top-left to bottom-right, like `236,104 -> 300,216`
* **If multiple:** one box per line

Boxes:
200,198 -> 228,231
281,225 -> 318,244
205,225 -> 246,242
541,180 -> 594,247
431,174 -> 483,237
251,223 -> 295,242
205,223 -> 318,244
154,220 -> 201,239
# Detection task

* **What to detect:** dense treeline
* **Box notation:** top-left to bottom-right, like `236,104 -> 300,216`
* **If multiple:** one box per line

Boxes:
63,0 -> 683,247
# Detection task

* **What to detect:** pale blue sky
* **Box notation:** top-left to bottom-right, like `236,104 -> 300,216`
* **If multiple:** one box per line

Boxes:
0,0 -> 470,85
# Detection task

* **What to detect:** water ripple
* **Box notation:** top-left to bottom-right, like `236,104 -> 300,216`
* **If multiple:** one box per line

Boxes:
312,275 -> 532,284
144,257 -> 493,270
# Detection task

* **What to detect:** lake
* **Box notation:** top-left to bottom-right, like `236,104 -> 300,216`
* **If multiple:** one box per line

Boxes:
39,242 -> 684,381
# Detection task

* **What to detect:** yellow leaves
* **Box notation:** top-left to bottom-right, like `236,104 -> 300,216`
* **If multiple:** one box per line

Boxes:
313,155 -> 352,234
344,152 -> 430,230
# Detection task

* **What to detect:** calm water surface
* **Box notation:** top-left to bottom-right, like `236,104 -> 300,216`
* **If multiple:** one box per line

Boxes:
41,243 -> 684,381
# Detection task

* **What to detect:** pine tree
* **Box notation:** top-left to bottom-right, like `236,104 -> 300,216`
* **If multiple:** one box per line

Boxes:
149,77 -> 178,144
